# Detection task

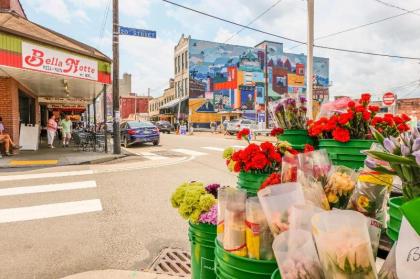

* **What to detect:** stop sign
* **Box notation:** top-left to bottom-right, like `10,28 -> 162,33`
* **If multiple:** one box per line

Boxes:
383,92 -> 395,106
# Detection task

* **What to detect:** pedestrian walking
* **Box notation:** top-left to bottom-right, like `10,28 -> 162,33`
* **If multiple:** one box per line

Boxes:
47,115 -> 57,148
60,115 -> 72,147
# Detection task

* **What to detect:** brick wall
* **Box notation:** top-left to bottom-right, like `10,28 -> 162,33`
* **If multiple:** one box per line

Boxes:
398,98 -> 420,120
0,77 -> 19,142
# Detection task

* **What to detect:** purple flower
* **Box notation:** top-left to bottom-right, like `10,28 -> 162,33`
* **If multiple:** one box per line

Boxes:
413,151 -> 420,166
275,103 -> 284,113
365,158 -> 377,169
285,98 -> 296,107
199,204 -> 217,225
299,96 -> 307,103
384,138 -> 397,153
401,144 -> 411,156
412,138 -> 420,152
205,183 -> 220,198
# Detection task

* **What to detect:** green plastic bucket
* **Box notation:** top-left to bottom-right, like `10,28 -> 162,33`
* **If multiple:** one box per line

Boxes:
237,172 -> 270,196
318,139 -> 375,169
271,269 -> 281,279
386,196 -> 404,242
214,240 -> 277,279
188,222 -> 217,279
277,129 -> 314,151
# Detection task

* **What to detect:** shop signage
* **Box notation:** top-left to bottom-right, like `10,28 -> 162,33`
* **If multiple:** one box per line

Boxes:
22,42 -> 98,81
383,92 -> 396,106
38,97 -> 89,105
119,26 -> 156,38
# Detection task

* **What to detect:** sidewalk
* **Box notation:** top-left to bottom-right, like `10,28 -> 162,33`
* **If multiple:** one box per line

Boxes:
187,131 -> 276,143
0,143 -> 126,168
61,270 -> 189,279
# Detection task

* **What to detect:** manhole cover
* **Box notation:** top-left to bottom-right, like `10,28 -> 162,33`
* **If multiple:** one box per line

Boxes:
147,247 -> 191,277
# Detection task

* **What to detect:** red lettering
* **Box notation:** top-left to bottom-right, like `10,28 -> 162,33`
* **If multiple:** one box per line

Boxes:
24,49 -> 44,67
63,58 -> 80,74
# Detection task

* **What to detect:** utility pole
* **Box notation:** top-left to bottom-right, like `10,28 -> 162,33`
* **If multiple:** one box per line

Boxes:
306,0 -> 314,119
112,0 -> 121,154
103,84 -> 108,153
147,87 -> 150,118
264,44 -> 269,129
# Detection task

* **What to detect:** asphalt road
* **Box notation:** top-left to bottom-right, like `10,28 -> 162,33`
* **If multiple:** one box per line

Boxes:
0,133 -> 242,279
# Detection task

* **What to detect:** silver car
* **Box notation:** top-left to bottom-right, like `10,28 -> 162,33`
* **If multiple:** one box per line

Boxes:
226,119 -> 257,135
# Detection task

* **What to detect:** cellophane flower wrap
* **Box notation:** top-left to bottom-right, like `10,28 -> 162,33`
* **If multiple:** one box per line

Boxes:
311,210 -> 377,279
257,183 -> 305,236
273,229 -> 324,279
378,244 -> 398,279
324,166 -> 357,209
367,127 -> 420,200
171,182 -> 217,224
297,149 -> 332,187
217,187 -> 236,242
288,204 -> 325,232
269,96 -> 308,130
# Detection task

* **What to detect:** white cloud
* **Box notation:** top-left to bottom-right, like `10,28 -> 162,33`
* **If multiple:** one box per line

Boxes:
27,0 -> 71,23
74,9 -> 91,23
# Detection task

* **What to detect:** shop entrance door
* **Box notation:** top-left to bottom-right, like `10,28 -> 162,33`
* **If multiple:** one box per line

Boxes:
19,90 -> 36,126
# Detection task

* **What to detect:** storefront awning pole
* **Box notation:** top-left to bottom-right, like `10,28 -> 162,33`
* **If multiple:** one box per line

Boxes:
103,84 -> 108,153
87,104 -> 91,127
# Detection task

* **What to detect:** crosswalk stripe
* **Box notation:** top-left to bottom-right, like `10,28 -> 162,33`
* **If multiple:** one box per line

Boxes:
0,181 -> 97,197
0,199 -> 103,223
172,148 -> 207,156
201,147 -> 224,152
137,151 -> 169,161
232,145 -> 246,149
0,170 -> 94,182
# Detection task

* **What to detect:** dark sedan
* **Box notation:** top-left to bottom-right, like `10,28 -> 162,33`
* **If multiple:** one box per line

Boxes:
120,121 -> 160,147
155,120 -> 174,134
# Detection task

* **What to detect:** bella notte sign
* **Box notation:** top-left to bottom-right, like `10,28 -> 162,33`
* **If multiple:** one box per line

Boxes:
22,42 -> 98,81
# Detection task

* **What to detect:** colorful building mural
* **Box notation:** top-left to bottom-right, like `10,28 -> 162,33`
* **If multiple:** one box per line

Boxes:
187,39 -> 329,126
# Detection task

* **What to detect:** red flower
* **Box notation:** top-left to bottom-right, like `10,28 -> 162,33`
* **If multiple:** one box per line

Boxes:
287,148 -> 299,155
237,128 -> 250,140
359,93 -> 371,104
332,127 -> 350,143
251,153 -> 269,170
338,112 -> 354,125
304,144 -> 315,153
259,173 -> 281,191
234,162 -> 241,172
368,105 -> 380,113
270,128 -> 284,137
401,113 -> 411,122
355,105 -> 365,113
269,151 -> 282,163
371,116 -> 382,126
261,141 -> 276,153
397,123 -> 410,133
348,101 -> 355,108
383,114 -> 394,126
393,116 -> 403,125
362,110 -> 371,121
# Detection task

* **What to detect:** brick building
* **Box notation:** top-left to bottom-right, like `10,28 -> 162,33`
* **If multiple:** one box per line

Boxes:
120,96 -> 151,119
0,0 -> 111,145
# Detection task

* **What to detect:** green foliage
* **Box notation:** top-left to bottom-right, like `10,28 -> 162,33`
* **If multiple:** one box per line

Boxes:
170,181 -> 217,224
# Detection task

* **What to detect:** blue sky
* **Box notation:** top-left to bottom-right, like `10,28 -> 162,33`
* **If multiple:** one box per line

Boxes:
21,0 -> 420,100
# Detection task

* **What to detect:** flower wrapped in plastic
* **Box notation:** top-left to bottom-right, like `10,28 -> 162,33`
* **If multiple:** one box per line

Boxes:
298,173 -> 330,210
281,153 -> 298,183
311,210 -> 377,279
378,244 -> 398,279
324,166 -> 357,209
273,229 -> 324,279
297,149 -> 332,187
257,183 -> 305,236
269,96 -> 308,130
288,204 -> 325,232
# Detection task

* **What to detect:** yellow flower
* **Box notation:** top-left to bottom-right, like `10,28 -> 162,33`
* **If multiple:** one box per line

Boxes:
327,192 -> 338,204
357,195 -> 370,209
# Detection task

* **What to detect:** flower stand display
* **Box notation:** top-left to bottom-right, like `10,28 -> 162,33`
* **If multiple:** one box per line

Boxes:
189,222 -> 217,279
318,139 -> 375,169
277,129 -> 314,151
237,171 -> 270,197
387,196 -> 404,242
271,269 -> 281,279
214,240 -> 278,279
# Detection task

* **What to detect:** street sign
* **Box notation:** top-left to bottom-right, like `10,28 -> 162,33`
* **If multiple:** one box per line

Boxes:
119,26 -> 156,38
383,92 -> 396,106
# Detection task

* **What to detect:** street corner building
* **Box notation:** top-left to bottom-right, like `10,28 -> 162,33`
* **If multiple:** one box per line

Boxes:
0,0 -> 111,145
171,35 -> 330,128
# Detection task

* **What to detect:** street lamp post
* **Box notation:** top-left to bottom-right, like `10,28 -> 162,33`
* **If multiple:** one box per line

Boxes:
112,0 -> 121,154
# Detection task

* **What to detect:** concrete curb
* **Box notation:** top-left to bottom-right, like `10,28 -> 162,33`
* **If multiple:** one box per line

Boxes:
60,270 -> 189,279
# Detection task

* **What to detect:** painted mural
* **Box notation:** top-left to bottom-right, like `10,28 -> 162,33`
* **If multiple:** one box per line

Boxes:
188,39 -> 330,123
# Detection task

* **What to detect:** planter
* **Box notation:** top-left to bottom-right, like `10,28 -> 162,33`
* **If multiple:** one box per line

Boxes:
271,269 -> 281,279
188,222 -> 217,279
277,129 -> 314,151
237,171 -> 270,197
386,196 -> 404,242
214,240 -> 278,279
318,139 -> 375,169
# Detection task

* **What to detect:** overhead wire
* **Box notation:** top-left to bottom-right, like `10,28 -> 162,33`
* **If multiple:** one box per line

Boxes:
162,0 -> 420,61
223,0 -> 283,43
371,0 -> 420,17
97,0 -> 112,50
287,7 -> 420,50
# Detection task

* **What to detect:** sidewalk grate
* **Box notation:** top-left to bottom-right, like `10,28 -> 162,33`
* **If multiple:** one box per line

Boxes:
147,247 -> 191,277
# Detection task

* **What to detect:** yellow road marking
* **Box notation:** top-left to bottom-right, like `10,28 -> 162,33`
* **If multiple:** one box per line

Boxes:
9,160 -> 58,166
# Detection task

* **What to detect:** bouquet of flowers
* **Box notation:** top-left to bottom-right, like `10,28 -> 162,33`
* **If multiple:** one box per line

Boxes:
308,93 -> 380,142
269,96 -> 308,130
366,127 -> 420,200
324,166 -> 357,209
371,113 -> 411,138
171,182 -> 217,224
273,229 -> 324,279
311,210 -> 377,279
297,149 -> 332,187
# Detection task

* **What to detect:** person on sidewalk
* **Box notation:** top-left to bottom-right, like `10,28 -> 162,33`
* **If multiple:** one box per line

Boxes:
47,115 -> 58,148
0,116 -> 20,156
60,115 -> 72,147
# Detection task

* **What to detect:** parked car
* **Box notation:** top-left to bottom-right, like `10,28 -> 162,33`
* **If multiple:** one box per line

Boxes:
226,119 -> 258,135
155,120 -> 174,134
120,121 -> 160,148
